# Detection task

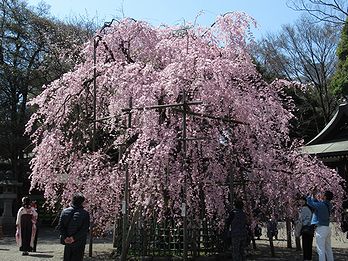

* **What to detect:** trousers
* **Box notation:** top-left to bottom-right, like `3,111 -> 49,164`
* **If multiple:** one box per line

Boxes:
231,236 -> 247,261
63,244 -> 86,261
302,232 -> 313,260
315,225 -> 334,261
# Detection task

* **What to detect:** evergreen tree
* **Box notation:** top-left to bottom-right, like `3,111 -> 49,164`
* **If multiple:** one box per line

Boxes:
331,18 -> 348,96
0,0 -> 91,188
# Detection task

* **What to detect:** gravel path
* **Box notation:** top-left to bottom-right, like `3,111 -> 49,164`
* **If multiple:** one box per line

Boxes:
0,227 -> 114,261
0,223 -> 347,260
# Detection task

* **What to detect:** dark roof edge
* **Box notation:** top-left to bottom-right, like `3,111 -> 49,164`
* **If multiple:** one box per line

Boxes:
306,103 -> 348,146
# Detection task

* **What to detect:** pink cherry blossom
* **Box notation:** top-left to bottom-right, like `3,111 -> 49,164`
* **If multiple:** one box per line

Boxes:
26,13 -> 345,233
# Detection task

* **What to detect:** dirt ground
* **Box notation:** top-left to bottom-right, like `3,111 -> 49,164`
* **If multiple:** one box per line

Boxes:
246,222 -> 348,261
0,222 -> 347,260
0,226 -> 113,261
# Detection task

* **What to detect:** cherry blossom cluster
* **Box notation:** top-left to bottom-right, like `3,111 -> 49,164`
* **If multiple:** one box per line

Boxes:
26,13 -> 345,233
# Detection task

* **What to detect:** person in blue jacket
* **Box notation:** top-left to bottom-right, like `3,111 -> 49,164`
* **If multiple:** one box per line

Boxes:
307,189 -> 334,261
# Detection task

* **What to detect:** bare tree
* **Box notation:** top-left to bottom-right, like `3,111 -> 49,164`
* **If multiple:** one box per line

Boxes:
252,15 -> 340,141
287,0 -> 348,25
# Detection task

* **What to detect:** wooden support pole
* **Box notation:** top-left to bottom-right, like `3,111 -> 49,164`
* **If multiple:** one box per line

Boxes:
182,90 -> 188,261
120,97 -> 132,261
121,101 -> 202,112
120,168 -> 129,261
108,90 -> 246,259
269,236 -> 275,257
89,35 -> 100,258
113,145 -> 124,248
286,219 -> 292,249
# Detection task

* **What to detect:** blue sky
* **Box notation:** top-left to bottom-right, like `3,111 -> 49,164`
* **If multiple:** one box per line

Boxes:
27,0 -> 303,39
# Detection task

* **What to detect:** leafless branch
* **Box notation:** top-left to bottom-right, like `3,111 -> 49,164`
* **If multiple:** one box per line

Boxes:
287,0 -> 348,25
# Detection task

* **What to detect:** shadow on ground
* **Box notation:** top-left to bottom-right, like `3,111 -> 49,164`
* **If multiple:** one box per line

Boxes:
246,243 -> 348,261
28,253 -> 55,258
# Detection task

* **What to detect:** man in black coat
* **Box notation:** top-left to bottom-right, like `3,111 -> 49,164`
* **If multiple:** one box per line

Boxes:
58,193 -> 90,261
226,200 -> 248,261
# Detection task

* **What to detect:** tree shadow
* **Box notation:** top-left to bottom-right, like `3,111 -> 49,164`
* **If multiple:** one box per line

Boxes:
332,247 -> 348,261
28,253 -> 54,258
247,244 -> 348,261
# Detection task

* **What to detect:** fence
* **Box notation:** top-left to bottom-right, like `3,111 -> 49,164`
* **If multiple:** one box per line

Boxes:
114,216 -> 226,259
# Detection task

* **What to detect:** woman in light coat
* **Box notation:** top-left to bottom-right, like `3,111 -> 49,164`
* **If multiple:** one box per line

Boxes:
15,197 -> 38,256
295,197 -> 314,261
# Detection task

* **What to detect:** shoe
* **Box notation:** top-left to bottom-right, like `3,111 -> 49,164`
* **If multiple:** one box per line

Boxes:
22,251 -> 29,256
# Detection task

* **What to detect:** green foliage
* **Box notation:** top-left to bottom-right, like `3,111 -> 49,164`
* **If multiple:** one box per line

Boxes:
0,0 -> 92,182
331,18 -> 348,96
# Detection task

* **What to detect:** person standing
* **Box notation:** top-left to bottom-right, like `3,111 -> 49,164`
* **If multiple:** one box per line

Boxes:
266,215 -> 278,240
227,200 -> 248,261
296,196 -> 314,261
341,200 -> 348,239
15,196 -> 38,256
307,189 -> 334,261
58,193 -> 90,261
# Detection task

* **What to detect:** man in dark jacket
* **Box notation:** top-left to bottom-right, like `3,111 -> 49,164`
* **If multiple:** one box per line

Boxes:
227,200 -> 248,261
58,193 -> 90,261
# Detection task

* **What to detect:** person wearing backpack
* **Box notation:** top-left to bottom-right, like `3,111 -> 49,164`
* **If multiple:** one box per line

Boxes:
296,196 -> 314,261
226,200 -> 248,261
307,189 -> 334,261
57,193 -> 90,261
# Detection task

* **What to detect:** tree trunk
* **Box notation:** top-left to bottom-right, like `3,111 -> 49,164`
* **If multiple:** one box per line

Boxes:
120,206 -> 141,261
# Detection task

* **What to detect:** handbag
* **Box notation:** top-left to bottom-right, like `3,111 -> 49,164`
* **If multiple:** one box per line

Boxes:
300,224 -> 314,236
